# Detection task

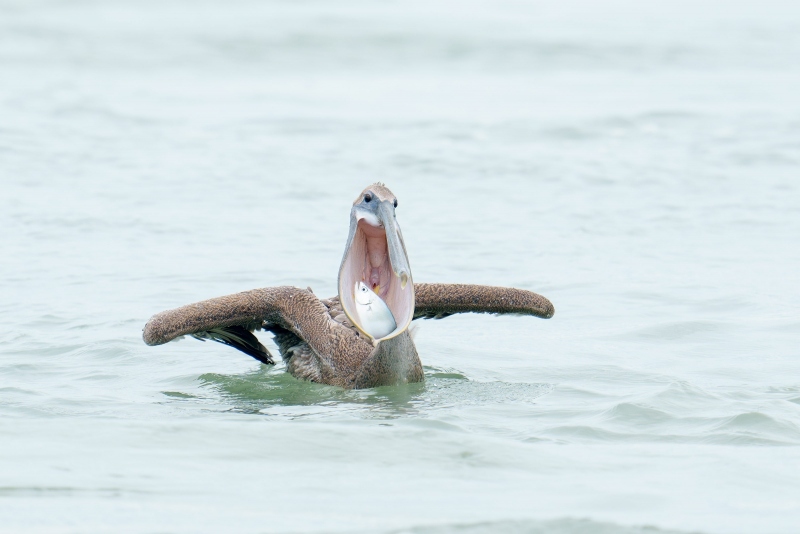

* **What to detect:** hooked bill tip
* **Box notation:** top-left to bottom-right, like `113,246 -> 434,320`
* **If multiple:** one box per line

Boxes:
400,272 -> 408,289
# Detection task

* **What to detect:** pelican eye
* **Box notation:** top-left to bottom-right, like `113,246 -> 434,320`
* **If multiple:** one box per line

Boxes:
364,193 -> 372,202
393,199 -> 398,208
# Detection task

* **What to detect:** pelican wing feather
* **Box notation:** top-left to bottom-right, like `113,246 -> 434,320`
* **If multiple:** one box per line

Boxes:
142,286 -> 345,365
412,283 -> 554,320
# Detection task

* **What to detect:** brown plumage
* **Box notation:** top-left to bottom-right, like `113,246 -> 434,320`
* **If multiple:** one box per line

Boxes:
142,184 -> 554,389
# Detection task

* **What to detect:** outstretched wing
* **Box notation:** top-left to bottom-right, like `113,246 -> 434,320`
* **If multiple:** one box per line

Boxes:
413,283 -> 554,320
142,286 -> 337,364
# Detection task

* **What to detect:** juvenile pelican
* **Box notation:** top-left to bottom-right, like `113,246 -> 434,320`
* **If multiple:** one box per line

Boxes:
143,184 -> 554,389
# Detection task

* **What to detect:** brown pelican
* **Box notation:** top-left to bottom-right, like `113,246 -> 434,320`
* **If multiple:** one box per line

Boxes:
143,184 -> 554,389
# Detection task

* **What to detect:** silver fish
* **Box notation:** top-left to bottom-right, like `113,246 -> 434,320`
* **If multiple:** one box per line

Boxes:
354,281 -> 397,339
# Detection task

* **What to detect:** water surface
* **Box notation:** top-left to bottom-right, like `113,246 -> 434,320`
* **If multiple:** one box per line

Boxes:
2,1 -> 800,532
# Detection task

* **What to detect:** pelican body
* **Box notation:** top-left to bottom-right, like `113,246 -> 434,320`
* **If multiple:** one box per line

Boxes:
143,184 -> 554,389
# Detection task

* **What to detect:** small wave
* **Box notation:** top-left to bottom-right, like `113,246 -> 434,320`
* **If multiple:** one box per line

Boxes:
626,321 -> 727,341
607,402 -> 676,425
378,517 -> 701,534
646,380 -> 721,409
531,379 -> 800,446
712,412 -> 800,442
0,486 -> 150,498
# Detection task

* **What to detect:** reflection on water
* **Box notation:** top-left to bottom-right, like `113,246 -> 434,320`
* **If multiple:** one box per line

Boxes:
198,366 -> 426,417
191,365 -> 552,420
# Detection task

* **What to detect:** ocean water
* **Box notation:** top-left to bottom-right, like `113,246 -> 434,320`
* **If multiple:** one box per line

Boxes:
2,0 -> 800,532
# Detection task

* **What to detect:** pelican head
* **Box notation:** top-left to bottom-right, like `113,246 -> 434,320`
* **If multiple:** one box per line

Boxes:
338,184 -> 414,344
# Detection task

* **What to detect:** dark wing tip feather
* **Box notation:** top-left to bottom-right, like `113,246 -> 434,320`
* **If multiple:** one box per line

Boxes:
193,326 -> 275,365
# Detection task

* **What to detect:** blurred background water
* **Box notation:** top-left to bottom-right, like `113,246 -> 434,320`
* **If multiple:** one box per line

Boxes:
2,0 -> 800,532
